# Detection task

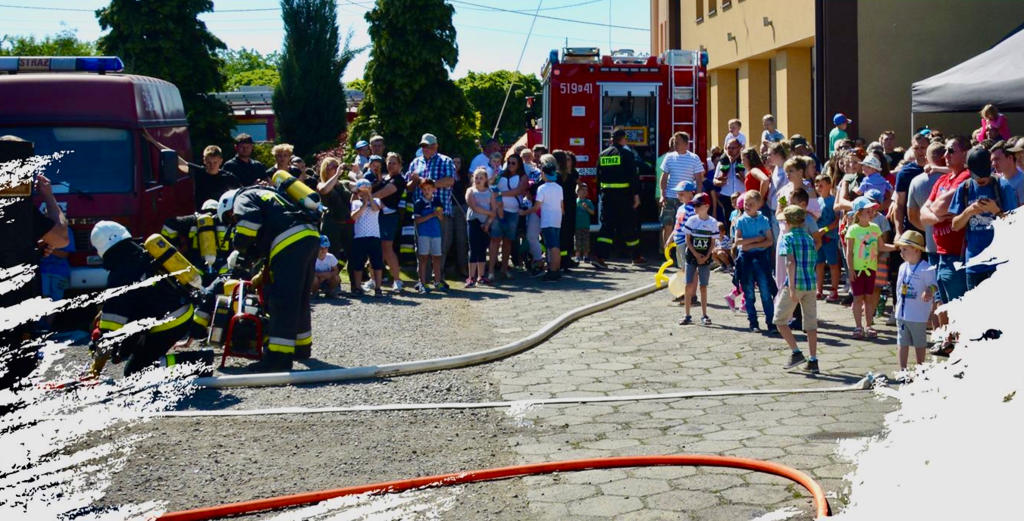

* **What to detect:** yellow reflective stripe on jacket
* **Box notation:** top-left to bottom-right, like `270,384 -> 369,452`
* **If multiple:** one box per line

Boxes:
267,336 -> 295,354
98,320 -> 123,331
626,239 -> 640,247
236,220 -> 260,237
269,226 -> 319,261
596,237 -> 614,244
165,353 -> 176,366
160,225 -> 179,239
150,304 -> 193,333
296,331 -> 312,346
600,182 -> 630,189
99,312 -> 128,332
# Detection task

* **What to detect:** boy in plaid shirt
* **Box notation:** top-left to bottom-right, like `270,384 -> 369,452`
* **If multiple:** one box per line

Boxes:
775,205 -> 821,373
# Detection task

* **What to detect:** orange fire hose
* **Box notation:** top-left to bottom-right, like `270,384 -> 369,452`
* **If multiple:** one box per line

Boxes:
156,454 -> 831,521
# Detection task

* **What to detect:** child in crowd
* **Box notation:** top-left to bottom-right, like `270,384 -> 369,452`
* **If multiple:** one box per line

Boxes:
845,196 -> 896,338
814,175 -> 841,302
893,230 -> 937,379
854,154 -> 893,206
667,180 -> 697,303
711,221 -> 733,272
724,118 -> 747,148
723,192 -> 746,311
761,114 -> 784,144
575,183 -> 595,262
465,167 -> 498,287
39,230 -> 75,302
531,156 -> 564,281
775,157 -> 821,290
680,193 -> 718,326
734,190 -> 777,333
775,205 -> 820,373
350,179 -> 384,297
413,178 -> 445,292
864,188 -> 894,322
979,103 -> 1011,141
312,235 -> 341,298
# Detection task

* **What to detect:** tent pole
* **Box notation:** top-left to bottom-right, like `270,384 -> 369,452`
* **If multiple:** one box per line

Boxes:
911,112 -> 915,136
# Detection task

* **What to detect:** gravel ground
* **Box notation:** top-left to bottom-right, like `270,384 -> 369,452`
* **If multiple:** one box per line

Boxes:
65,263 -> 654,519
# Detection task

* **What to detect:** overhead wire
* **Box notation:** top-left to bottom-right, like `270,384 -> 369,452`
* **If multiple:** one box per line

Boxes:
490,0 -> 543,139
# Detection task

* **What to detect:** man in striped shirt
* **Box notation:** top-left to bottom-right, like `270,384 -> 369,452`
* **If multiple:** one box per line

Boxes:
659,131 -> 705,245
775,205 -> 820,373
407,133 -> 456,276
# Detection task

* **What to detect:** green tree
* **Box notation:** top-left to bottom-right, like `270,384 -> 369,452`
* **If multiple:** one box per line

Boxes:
96,0 -> 234,155
350,0 -> 478,162
274,0 -> 361,156
456,70 -> 542,144
0,29 -> 96,56
220,47 -> 281,90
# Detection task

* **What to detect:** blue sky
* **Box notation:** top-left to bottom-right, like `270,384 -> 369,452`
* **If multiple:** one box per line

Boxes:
0,0 -> 651,82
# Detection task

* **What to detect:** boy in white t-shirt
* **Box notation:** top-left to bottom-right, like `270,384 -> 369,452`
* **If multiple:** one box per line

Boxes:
723,118 -> 747,148
680,193 -> 719,326
531,157 -> 564,282
894,231 -> 937,380
312,234 -> 341,298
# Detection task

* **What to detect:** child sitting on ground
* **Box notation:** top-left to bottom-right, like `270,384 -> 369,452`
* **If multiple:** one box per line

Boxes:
711,221 -> 733,272
844,196 -> 897,338
680,193 -> 719,326
893,230 -> 937,380
776,205 -> 821,374
312,235 -> 341,298
413,178 -> 445,293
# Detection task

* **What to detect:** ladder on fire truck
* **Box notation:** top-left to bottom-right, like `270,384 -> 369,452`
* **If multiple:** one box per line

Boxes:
663,50 -> 701,151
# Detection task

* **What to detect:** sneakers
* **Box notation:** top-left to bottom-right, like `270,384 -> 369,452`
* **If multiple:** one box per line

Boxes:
805,359 -> 820,374
885,315 -> 896,326
700,315 -> 712,326
362,279 -> 376,291
679,315 -> 693,325
542,271 -> 561,282
591,257 -> 608,269
714,265 -> 728,273
374,288 -> 383,298
826,291 -> 841,303
414,282 -> 430,294
816,291 -> 825,300
392,280 -> 404,292
785,350 -> 807,369
478,276 -> 491,285
764,326 -> 780,336
465,277 -> 477,288
724,293 -> 737,311
436,281 -> 450,291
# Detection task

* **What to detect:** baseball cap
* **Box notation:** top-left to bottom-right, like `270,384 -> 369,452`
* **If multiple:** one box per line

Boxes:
865,188 -> 883,203
692,193 -> 710,207
783,205 -> 806,225
354,140 -> 369,150
368,154 -> 383,163
673,180 -> 698,193
319,234 -> 331,248
369,135 -> 384,144
419,133 -> 438,146
896,230 -> 926,252
833,113 -> 853,126
612,128 -> 627,140
966,146 -> 992,178
859,155 -> 882,171
790,134 -> 809,148
354,179 -> 372,191
852,196 -> 878,213
1007,137 -> 1024,154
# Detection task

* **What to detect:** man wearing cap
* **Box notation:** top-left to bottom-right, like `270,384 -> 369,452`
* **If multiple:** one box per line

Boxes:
353,139 -> 371,170
828,113 -> 852,158
949,146 -> 1019,289
407,133 -> 457,284
659,131 -> 705,246
991,139 -> 1024,205
592,128 -> 644,268
222,133 -> 268,186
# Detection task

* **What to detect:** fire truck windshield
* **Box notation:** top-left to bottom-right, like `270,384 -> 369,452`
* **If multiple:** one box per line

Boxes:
0,126 -> 134,194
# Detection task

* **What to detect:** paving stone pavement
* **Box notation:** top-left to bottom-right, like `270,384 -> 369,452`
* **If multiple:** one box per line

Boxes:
475,262 -> 903,520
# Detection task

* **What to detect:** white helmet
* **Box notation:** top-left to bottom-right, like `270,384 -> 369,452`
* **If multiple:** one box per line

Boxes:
200,199 -> 219,213
217,189 -> 239,222
90,220 -> 131,257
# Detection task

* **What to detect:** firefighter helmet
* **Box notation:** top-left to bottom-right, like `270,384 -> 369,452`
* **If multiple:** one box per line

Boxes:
90,220 -> 131,257
217,189 -> 239,222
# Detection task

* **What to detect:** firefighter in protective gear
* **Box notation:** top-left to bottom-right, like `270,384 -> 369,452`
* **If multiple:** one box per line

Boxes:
592,128 -> 645,268
219,185 -> 319,371
90,221 -> 195,376
160,199 -> 232,280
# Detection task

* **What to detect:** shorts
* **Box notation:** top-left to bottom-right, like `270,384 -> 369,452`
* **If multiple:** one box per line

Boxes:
674,243 -> 686,268
774,288 -> 818,330
574,228 -> 590,253
350,236 -> 383,271
936,253 -> 966,304
378,212 -> 400,241
816,239 -> 839,266
541,227 -> 561,248
685,261 -> 711,286
492,211 -> 518,240
417,235 -> 442,256
897,319 -> 928,348
41,273 -> 69,300
851,269 -> 876,296
659,198 -> 681,226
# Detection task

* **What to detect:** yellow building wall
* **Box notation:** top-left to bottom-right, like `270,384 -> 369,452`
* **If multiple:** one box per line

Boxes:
857,0 -> 1024,143
679,0 -> 816,70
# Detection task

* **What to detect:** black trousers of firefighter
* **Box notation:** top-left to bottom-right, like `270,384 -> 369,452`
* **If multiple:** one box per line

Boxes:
594,190 -> 639,259
122,317 -> 192,376
265,232 -> 319,366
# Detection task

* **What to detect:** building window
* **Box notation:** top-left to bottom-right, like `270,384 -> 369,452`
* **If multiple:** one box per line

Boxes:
722,0 -> 732,10
695,0 -> 704,23
708,0 -> 717,17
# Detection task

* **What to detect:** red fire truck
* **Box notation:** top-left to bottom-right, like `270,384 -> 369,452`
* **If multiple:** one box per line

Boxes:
529,47 -> 708,232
